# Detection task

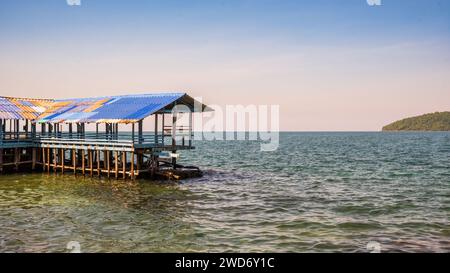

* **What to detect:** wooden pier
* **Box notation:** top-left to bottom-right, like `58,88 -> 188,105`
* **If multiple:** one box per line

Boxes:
0,93 -> 210,179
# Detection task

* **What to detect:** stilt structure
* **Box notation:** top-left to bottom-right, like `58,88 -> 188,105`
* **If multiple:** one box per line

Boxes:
0,93 -> 211,179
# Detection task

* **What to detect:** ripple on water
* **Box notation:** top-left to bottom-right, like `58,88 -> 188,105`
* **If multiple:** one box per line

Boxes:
1,132 -> 449,252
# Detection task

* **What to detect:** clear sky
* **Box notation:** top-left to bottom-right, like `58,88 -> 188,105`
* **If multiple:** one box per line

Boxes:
0,0 -> 449,131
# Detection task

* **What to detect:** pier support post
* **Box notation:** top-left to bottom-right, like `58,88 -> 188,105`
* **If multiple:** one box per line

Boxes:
69,123 -> 73,137
130,152 -> 135,180
172,150 -> 177,170
53,148 -> 57,173
122,152 -> 127,179
89,150 -> 93,177
155,114 -> 158,144
97,150 -> 101,177
61,148 -> 64,174
138,120 -> 143,143
77,135 -> 83,163
106,150 -> 110,178
47,148 -> 50,173
82,149 -> 86,176
73,149 -> 76,175
136,151 -> 142,173
32,148 -> 36,170
172,112 -> 177,146
42,148 -> 46,171
189,111 -> 193,147
162,114 -> 165,146
115,151 -> 119,179
150,156 -> 156,178
14,148 -> 19,171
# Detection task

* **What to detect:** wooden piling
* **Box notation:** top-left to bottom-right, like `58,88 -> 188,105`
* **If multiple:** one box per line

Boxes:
136,152 -> 141,173
61,148 -> 64,174
130,152 -> 135,180
106,150 -> 110,178
14,148 -> 19,171
72,149 -> 76,175
53,148 -> 57,173
42,148 -> 46,171
115,151 -> 119,179
97,150 -> 101,177
82,149 -> 85,176
32,148 -> 36,170
47,148 -> 50,173
103,150 -> 107,172
89,150 -> 93,177
122,151 -> 126,179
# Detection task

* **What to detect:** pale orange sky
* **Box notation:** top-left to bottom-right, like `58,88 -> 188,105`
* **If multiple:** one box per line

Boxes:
1,1 -> 449,131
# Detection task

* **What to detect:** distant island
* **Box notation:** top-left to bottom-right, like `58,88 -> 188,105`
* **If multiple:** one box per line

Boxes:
382,112 -> 450,131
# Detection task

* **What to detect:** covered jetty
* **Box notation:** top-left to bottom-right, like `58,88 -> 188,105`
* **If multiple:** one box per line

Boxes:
0,93 -> 210,179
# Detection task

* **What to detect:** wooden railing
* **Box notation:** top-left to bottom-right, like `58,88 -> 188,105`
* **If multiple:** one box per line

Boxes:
0,132 -> 34,142
1,131 -> 194,150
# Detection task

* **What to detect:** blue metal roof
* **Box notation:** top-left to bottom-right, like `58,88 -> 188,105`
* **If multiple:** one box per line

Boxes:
36,93 -> 190,123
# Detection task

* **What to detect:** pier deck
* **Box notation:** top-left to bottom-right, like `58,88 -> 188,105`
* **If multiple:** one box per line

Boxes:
0,92 -> 210,179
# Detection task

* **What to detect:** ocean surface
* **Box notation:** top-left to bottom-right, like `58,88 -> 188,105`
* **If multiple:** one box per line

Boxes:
0,132 -> 449,253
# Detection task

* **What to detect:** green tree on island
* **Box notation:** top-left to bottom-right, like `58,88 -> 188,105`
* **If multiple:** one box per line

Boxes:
383,112 -> 450,131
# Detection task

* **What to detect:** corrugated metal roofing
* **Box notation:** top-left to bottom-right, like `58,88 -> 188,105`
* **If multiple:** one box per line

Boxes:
0,97 -> 54,120
1,92 -> 210,123
37,93 -> 197,124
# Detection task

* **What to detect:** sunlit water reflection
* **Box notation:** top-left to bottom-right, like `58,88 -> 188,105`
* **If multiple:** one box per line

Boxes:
0,132 -> 449,252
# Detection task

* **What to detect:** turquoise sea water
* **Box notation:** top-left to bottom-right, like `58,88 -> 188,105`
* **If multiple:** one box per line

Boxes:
0,132 -> 449,252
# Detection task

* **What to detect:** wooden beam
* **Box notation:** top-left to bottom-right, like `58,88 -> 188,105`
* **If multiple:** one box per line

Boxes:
14,148 -> 19,171
15,120 -> 19,140
155,114 -> 158,144
53,148 -> 57,173
189,111 -> 193,147
47,148 -> 50,173
136,151 -> 141,172
172,112 -> 177,146
42,148 -> 45,171
138,120 -> 143,143
115,151 -> 119,179
73,149 -> 76,175
122,151 -> 126,179
106,150 -> 110,178
130,152 -> 135,180
89,150 -> 93,177
82,149 -> 85,176
32,148 -> 36,170
162,113 -> 165,146
61,148 -> 64,174
97,150 -> 101,177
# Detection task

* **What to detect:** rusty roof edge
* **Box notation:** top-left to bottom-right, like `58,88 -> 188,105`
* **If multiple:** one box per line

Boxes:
54,92 -> 187,102
0,96 -> 55,102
